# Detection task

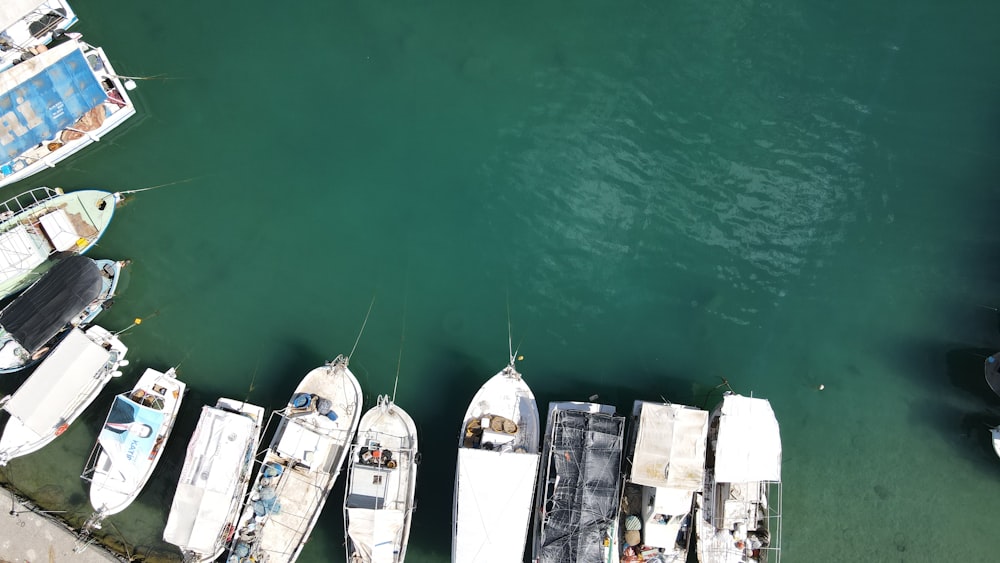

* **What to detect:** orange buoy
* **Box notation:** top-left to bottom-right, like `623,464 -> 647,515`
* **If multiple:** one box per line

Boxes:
55,423 -> 69,436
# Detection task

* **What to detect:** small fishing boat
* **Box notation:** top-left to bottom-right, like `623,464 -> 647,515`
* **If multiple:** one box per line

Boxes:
0,0 -> 78,72
452,361 -> 539,563
0,187 -> 118,300
0,255 -> 124,374
82,367 -> 185,527
0,324 -> 128,465
609,400 -> 709,563
0,37 -> 136,188
344,394 -> 419,563
163,398 -> 266,562
696,393 -> 782,563
228,356 -> 363,563
531,401 -> 625,563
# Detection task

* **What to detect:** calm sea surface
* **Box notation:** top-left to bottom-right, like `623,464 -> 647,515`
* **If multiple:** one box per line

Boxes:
1,0 -> 1000,561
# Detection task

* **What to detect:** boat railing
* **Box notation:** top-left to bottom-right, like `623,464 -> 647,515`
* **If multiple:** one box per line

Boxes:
0,187 -> 61,224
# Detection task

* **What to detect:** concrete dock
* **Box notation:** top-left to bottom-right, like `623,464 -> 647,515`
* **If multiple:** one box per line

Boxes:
0,486 -> 121,563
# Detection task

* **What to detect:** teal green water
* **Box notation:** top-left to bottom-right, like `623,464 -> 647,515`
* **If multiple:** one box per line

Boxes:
1,0 -> 1000,561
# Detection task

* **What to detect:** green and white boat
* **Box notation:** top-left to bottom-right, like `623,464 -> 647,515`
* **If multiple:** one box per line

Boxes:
0,186 -> 117,300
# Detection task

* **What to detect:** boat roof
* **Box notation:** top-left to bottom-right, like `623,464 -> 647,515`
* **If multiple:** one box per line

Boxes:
3,327 -> 110,434
163,406 -> 257,555
0,0 -> 48,31
0,224 -> 47,284
346,507 -> 406,563
0,39 -> 106,166
631,402 -> 708,491
714,395 -> 782,483
454,448 -> 539,561
0,255 -> 101,353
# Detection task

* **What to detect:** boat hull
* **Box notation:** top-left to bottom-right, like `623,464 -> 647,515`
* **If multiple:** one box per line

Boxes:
229,357 -> 363,563
345,395 -> 419,563
87,368 -> 186,516
452,365 -> 540,563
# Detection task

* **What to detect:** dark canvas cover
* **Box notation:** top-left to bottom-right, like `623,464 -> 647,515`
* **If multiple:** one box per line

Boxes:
0,255 -> 101,353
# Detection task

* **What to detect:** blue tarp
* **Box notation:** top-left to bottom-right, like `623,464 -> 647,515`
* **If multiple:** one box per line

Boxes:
0,47 -> 106,163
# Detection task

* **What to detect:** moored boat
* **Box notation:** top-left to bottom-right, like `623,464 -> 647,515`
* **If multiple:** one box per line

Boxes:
696,393 -> 782,563
531,401 -> 625,563
992,425 -> 1000,460
0,255 -> 124,374
985,352 -> 1000,399
0,324 -> 128,465
0,0 -> 78,72
163,398 -> 266,562
228,355 -> 363,563
611,400 -> 709,563
0,37 -> 137,188
344,394 -> 419,563
82,367 -> 186,527
452,361 -> 539,563
0,187 -> 118,299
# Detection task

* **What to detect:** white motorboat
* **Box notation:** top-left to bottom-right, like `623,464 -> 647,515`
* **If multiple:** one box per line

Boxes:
163,398 -> 266,562
531,401 -> 625,563
610,400 -> 709,563
0,37 -> 137,188
696,393 -> 782,563
0,0 -> 78,72
228,356 -> 363,563
0,324 -> 128,465
344,394 -> 419,563
452,362 -> 539,563
0,255 -> 124,374
82,367 -> 186,526
0,187 -> 119,300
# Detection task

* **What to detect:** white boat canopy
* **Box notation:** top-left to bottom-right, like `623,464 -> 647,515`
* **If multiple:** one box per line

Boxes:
3,327 -> 110,434
714,395 -> 782,483
631,403 -> 709,491
0,225 -> 46,284
163,407 -> 256,554
347,507 -> 406,563
454,448 -> 539,561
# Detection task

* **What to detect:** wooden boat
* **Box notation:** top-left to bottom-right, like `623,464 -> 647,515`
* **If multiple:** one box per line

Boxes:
452,361 -> 539,563
82,367 -> 186,527
228,356 -> 363,563
696,393 -> 782,563
163,398 -> 266,562
0,0 -> 78,72
531,401 -> 625,563
0,37 -> 136,188
0,324 -> 128,465
0,187 -> 118,299
610,400 -> 709,563
0,255 -> 124,374
344,394 -> 419,563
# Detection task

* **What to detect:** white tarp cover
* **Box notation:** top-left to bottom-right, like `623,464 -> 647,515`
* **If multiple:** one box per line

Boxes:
276,419 -> 328,469
4,327 -> 107,434
631,403 -> 708,491
38,208 -> 79,251
714,395 -> 782,483
453,448 -> 539,562
0,0 -> 46,31
347,507 -> 405,563
163,407 -> 255,554
0,225 -> 46,283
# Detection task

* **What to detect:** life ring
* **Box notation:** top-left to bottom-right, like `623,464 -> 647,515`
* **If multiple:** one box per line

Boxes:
55,423 -> 69,436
